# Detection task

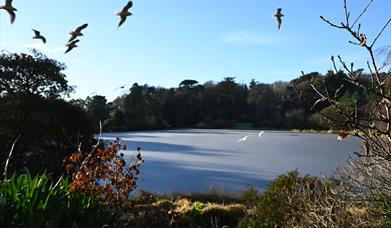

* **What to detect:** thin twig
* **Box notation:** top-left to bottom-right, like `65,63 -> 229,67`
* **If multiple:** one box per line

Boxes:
370,18 -> 391,48
3,134 -> 21,180
331,56 -> 339,73
320,16 -> 344,29
343,0 -> 350,27
351,0 -> 374,28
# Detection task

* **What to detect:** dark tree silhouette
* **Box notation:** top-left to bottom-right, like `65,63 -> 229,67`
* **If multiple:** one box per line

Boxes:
0,50 -> 73,98
0,50 -> 94,177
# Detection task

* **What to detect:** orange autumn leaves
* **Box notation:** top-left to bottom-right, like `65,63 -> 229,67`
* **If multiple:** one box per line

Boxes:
337,131 -> 348,141
337,131 -> 371,156
64,138 -> 144,208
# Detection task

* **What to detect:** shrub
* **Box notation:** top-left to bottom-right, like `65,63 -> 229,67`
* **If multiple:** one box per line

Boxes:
238,170 -> 384,227
64,137 -> 144,209
241,185 -> 260,209
238,170 -> 306,227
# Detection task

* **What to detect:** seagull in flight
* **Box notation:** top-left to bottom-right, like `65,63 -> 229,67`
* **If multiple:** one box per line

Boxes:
65,39 -> 80,54
116,1 -> 133,28
68,23 -> 88,42
0,0 -> 17,24
32,29 -> 46,44
114,84 -> 127,91
259,130 -> 264,138
237,135 -> 251,142
274,8 -> 284,30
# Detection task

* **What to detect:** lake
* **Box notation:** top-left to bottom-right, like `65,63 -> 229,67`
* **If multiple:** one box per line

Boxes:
102,129 -> 362,193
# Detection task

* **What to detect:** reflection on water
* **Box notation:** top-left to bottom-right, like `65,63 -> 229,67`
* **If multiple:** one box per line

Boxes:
102,129 -> 362,193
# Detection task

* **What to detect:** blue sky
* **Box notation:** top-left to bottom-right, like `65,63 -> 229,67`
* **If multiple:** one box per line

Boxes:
1,0 -> 390,101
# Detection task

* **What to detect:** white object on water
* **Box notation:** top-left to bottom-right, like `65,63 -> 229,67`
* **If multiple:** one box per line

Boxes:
259,130 -> 264,137
237,135 -> 251,142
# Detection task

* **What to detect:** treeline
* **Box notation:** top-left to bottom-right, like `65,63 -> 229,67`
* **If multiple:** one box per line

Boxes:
0,50 -> 384,176
76,70 -> 378,132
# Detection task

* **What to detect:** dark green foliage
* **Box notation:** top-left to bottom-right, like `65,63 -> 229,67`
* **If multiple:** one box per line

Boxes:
179,79 -> 199,88
248,83 -> 279,127
103,109 -> 126,131
0,50 -> 73,98
123,83 -> 147,130
373,195 -> 391,226
241,185 -> 260,208
215,77 -> 248,123
85,95 -> 110,130
96,71 -> 372,131
0,51 -> 95,177
239,170 -> 312,227
0,173 -> 113,227
119,83 -> 169,130
0,94 -> 94,177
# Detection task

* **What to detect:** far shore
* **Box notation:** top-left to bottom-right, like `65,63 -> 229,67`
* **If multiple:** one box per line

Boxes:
102,127 -> 338,134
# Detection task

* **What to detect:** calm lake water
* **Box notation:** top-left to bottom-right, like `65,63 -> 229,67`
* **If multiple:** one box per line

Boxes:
102,129 -> 362,193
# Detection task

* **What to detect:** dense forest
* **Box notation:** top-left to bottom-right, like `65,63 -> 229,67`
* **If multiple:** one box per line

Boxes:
77,70 -> 380,132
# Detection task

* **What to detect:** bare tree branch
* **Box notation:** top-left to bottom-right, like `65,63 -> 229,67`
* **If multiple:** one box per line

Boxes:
351,0 -> 374,28
370,18 -> 391,48
320,16 -> 344,29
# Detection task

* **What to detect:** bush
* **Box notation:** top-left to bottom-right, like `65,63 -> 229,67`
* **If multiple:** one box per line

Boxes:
64,138 -> 144,209
241,185 -> 260,209
239,170 -> 306,227
238,170 -> 384,227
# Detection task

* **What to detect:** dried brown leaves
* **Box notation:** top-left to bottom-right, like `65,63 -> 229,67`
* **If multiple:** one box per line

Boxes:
64,138 -> 144,208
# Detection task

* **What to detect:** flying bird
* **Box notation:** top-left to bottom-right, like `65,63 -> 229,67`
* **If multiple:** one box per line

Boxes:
68,23 -> 88,42
114,84 -> 127,91
274,8 -> 284,30
0,0 -> 17,24
237,135 -> 251,142
116,1 -> 133,28
32,29 -> 46,43
65,39 -> 80,54
259,131 -> 264,138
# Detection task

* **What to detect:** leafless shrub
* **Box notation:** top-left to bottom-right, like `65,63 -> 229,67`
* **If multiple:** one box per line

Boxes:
295,0 -> 391,225
282,176 -> 384,227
